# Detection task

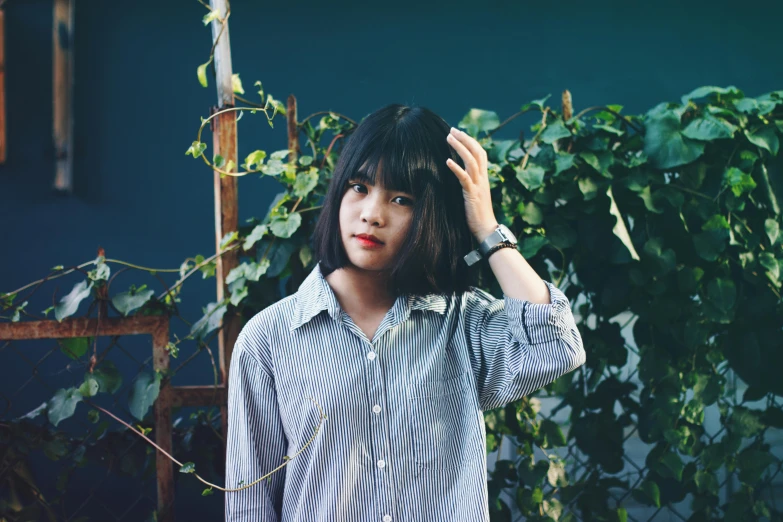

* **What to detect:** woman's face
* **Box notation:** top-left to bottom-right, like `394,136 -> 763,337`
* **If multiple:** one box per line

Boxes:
338,173 -> 415,272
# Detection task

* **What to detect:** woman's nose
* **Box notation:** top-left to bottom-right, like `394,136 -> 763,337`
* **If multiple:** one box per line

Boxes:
360,194 -> 384,226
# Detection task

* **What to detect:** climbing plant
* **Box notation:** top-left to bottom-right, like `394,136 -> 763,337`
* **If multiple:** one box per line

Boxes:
2,4 -> 782,519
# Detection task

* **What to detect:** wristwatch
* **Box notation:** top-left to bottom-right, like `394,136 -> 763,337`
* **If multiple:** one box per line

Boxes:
463,224 -> 518,266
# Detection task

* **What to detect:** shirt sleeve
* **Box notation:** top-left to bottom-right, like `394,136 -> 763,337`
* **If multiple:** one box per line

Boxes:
464,279 -> 586,411
225,326 -> 287,522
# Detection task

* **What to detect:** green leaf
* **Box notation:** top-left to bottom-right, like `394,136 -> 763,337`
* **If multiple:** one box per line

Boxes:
515,164 -> 546,191
733,97 -> 776,115
694,228 -> 728,262
724,167 -> 757,197
270,149 -> 291,161
55,281 -> 93,322
94,361 -> 123,394
578,176 -> 599,200
658,452 -> 684,481
190,301 -> 228,340
180,462 -> 196,474
745,126 -> 779,156
682,115 -> 737,141
270,212 -> 302,239
632,480 -> 660,507
261,159 -> 286,176
593,123 -> 624,136
244,150 -> 267,170
693,373 -> 723,406
729,407 -> 764,437
520,236 -> 549,258
112,289 -> 154,316
78,376 -> 99,398
759,252 -> 780,281
680,85 -> 741,104
644,110 -> 705,169
219,230 -> 239,249
488,140 -> 517,164
298,155 -> 313,166
540,419 -> 567,447
202,9 -> 220,25
231,74 -> 244,95
579,150 -> 613,178
213,154 -> 226,168
185,141 -> 207,158
540,120 -> 571,144
607,185 -> 640,261
554,153 -> 575,177
518,201 -> 543,225
694,470 -> 719,493
520,94 -> 551,112
293,167 -> 319,198
128,371 -> 162,421
765,218 -> 780,245
458,109 -> 499,136
47,387 -> 83,427
546,459 -> 567,487
59,337 -> 90,359
258,238 -> 299,278
737,448 -> 776,484
202,487 -> 215,496
705,277 -> 736,315
196,60 -> 210,88
299,245 -> 313,268
243,224 -> 268,251
20,402 -> 48,420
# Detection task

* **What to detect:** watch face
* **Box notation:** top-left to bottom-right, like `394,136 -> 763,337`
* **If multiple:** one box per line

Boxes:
499,225 -> 517,243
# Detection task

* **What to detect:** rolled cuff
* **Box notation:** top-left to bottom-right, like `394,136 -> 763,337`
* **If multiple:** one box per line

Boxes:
504,280 -> 574,346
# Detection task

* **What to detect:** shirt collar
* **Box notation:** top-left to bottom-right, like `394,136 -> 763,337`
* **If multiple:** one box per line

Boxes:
288,262 -> 448,331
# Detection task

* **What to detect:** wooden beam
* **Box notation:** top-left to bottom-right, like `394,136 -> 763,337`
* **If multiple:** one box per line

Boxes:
208,0 -> 240,450
52,0 -> 74,192
0,316 -> 167,340
0,7 -> 6,164
170,385 -> 227,408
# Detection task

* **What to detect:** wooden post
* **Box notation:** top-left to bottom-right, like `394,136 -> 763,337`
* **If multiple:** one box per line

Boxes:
52,0 -> 74,191
287,94 -> 299,164
152,316 -> 173,522
208,0 -> 240,449
0,6 -> 6,164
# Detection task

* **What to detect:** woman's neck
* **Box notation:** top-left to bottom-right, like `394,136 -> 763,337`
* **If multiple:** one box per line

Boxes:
324,266 -> 396,317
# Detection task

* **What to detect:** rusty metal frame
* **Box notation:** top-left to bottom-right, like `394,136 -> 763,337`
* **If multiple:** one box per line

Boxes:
0,316 -> 227,522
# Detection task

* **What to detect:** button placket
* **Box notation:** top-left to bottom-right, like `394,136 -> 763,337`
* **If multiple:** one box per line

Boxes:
366,341 -> 394,520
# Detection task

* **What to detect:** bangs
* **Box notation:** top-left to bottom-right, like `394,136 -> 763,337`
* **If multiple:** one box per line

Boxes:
341,112 -> 451,198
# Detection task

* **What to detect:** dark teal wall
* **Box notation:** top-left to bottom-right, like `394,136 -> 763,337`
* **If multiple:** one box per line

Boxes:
1,0 -> 780,518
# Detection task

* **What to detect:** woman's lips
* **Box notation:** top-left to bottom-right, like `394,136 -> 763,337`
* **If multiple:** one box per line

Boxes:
355,236 -> 384,248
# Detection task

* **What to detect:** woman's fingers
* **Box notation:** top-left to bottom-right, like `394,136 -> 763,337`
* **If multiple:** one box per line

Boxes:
446,157 -> 471,188
446,128 -> 490,185
450,127 -> 487,171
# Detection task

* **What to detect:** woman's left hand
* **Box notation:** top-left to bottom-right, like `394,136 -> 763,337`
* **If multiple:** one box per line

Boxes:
445,127 -> 499,242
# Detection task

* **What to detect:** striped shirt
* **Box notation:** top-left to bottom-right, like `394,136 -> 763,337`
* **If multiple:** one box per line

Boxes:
225,261 -> 586,521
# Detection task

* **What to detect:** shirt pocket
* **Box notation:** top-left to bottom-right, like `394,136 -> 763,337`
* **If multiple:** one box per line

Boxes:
409,370 -> 483,470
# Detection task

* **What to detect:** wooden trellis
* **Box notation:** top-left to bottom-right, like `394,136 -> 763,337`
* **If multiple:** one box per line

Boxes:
0,316 -> 227,522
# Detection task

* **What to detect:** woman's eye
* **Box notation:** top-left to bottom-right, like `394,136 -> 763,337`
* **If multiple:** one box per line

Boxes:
349,183 -> 366,193
394,196 -> 413,206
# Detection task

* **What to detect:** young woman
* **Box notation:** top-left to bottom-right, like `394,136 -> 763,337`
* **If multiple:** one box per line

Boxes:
225,104 -> 586,521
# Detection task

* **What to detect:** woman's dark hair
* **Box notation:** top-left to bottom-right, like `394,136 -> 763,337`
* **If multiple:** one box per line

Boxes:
312,103 -> 479,297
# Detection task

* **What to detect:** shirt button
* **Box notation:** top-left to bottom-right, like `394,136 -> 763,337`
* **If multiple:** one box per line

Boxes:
383,516 -> 392,522
377,459 -> 385,469
367,351 -> 377,361
372,404 -> 381,414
